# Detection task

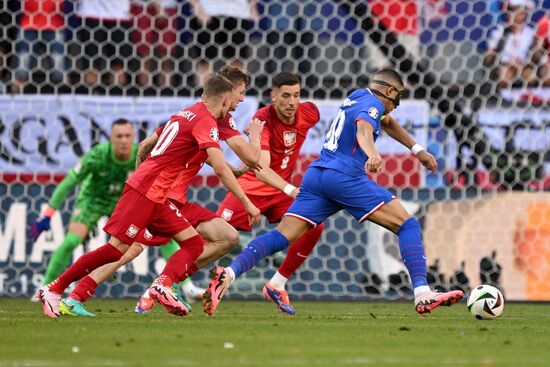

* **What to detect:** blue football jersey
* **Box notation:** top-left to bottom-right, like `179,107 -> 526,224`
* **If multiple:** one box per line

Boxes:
310,89 -> 386,175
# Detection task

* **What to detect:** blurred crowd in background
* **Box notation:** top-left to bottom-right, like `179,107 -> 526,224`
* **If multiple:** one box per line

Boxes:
0,0 -> 548,99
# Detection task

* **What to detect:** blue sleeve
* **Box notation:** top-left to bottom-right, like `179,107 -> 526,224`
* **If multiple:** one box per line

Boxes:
356,102 -> 384,132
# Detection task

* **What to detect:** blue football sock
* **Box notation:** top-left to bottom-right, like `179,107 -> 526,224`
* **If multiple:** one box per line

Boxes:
229,230 -> 289,278
397,217 -> 428,289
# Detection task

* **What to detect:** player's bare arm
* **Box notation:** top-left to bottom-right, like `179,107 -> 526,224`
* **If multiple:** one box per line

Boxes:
205,156 -> 251,178
356,119 -> 383,174
206,158 -> 250,178
380,115 -> 416,148
226,118 -> 265,169
381,115 -> 437,172
136,133 -> 159,168
227,163 -> 251,177
207,147 -> 261,225
253,150 -> 299,198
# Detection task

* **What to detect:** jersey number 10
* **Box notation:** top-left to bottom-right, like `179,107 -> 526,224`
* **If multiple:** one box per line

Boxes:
151,120 -> 179,157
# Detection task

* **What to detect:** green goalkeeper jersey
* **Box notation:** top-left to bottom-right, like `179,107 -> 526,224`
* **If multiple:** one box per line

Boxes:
49,142 -> 139,215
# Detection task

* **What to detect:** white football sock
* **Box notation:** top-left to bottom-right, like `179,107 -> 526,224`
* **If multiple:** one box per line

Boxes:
414,285 -> 431,298
269,271 -> 288,290
225,267 -> 236,282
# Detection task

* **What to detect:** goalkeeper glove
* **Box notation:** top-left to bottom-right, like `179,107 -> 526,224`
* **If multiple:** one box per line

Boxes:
30,207 -> 55,241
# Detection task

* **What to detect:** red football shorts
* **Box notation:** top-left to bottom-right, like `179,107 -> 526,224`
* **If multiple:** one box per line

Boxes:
217,192 -> 294,231
135,201 -> 219,246
104,186 -> 191,245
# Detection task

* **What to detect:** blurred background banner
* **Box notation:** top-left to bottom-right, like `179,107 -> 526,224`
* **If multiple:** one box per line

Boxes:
0,95 -> 259,174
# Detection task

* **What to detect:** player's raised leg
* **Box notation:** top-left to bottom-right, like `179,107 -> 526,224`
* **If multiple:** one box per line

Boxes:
203,216 -> 309,316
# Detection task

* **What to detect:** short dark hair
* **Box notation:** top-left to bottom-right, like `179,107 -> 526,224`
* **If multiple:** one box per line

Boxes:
372,69 -> 404,87
203,74 -> 234,97
217,65 -> 250,86
111,118 -> 131,129
272,71 -> 300,89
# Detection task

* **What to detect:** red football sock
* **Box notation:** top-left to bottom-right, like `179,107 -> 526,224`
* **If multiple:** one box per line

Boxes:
160,235 -> 204,284
49,243 -> 124,295
278,223 -> 324,278
177,263 -> 198,283
69,275 -> 98,302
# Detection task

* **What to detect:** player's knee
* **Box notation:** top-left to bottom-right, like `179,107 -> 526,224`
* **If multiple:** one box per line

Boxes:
397,216 -> 421,234
205,218 -> 240,252
277,216 -> 310,243
225,228 -> 240,249
216,226 -> 239,255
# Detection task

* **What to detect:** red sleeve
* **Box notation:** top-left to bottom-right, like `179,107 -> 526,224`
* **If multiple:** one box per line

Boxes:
259,126 -> 271,150
300,102 -> 321,127
253,108 -> 271,150
155,126 -> 163,136
217,114 -> 242,140
192,116 -> 221,150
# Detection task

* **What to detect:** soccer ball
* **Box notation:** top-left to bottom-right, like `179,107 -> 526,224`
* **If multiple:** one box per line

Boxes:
467,285 -> 504,320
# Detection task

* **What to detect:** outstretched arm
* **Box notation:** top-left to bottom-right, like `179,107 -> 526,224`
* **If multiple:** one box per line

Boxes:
381,115 -> 437,172
253,151 -> 299,198
48,145 -> 98,210
380,115 -> 416,149
30,148 -> 94,240
48,172 -> 79,211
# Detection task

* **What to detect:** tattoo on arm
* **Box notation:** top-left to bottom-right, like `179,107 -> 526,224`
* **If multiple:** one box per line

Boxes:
136,139 -> 156,168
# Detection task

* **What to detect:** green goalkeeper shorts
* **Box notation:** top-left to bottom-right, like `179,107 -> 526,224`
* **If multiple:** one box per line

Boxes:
70,200 -> 113,231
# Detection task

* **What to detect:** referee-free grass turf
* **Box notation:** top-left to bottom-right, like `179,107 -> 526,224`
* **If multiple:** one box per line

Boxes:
1,299 -> 549,367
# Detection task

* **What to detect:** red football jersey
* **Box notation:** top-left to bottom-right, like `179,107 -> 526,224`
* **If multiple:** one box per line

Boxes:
237,102 -> 320,196
127,102 -> 221,203
166,112 -> 242,203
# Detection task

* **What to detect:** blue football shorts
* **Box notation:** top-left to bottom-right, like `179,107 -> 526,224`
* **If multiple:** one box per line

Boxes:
285,166 -> 395,226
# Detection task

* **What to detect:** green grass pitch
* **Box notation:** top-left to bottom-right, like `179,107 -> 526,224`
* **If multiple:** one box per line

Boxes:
1,299 -> 549,367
